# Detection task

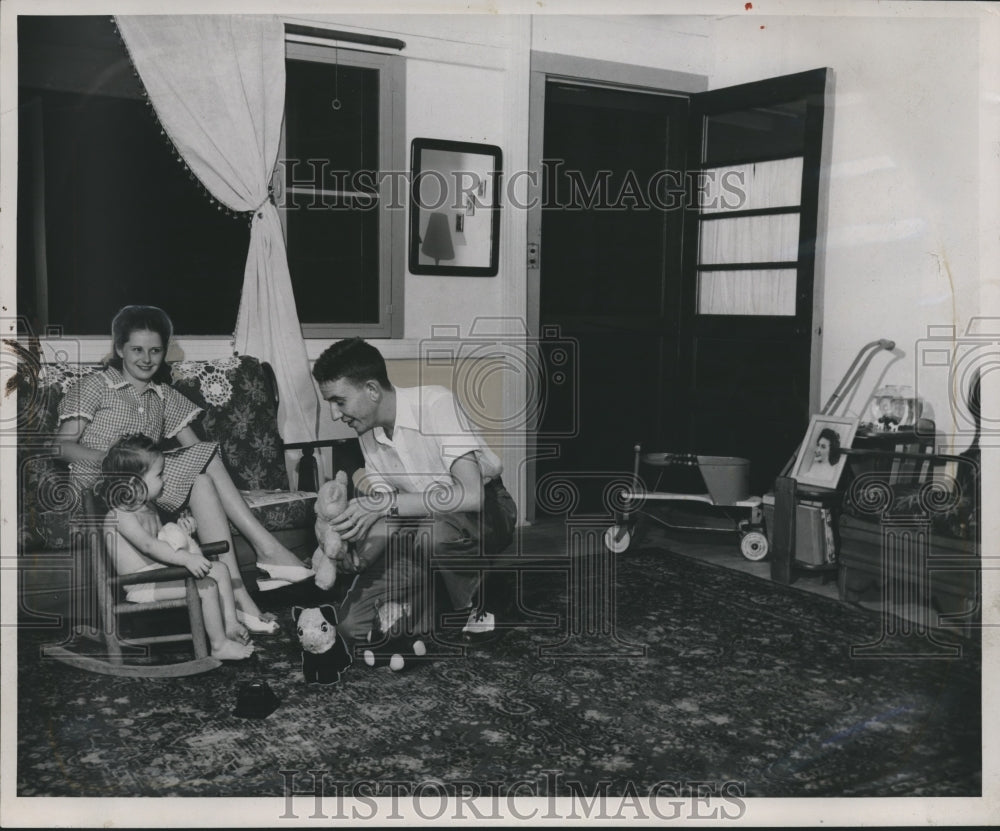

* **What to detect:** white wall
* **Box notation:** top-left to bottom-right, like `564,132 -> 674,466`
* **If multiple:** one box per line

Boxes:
709,13 -> 986,449
530,14 -> 711,76
403,58 -> 507,338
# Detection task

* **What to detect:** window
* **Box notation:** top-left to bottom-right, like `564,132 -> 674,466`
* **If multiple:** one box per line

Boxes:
16,16 -> 405,339
278,42 -> 405,338
17,16 -> 249,336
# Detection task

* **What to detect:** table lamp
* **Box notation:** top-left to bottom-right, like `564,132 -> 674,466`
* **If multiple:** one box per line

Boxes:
421,211 -> 455,265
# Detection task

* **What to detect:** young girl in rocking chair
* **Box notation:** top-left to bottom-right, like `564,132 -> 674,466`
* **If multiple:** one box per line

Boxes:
57,305 -> 310,633
99,435 -> 254,661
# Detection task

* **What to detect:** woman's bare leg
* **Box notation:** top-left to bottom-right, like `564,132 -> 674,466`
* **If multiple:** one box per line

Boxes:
204,456 -> 310,570
189,473 -> 273,622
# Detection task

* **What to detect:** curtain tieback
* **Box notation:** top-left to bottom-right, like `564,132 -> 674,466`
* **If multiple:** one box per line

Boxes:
252,185 -> 277,220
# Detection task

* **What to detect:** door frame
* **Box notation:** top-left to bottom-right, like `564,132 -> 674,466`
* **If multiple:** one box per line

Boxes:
524,52 -> 707,520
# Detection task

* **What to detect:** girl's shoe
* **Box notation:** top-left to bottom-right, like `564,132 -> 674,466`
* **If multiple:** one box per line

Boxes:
237,610 -> 280,635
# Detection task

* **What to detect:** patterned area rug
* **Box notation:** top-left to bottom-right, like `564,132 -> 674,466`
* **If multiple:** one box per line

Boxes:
17,546 -> 980,799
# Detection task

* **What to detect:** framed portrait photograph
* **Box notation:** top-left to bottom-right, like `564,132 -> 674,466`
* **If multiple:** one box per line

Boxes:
790,415 -> 859,490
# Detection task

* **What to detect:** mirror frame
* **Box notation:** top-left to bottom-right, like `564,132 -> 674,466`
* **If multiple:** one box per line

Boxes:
408,138 -> 502,277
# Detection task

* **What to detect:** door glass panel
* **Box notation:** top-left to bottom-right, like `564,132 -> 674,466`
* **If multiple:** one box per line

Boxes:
699,157 -> 803,214
699,214 -> 800,265
697,269 -> 797,316
703,99 -> 807,165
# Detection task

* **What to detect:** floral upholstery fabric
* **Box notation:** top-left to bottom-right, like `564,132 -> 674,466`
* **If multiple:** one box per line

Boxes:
12,345 -> 94,551
170,356 -> 288,491
20,455 -> 77,552
241,490 -> 317,533
839,452 -> 979,542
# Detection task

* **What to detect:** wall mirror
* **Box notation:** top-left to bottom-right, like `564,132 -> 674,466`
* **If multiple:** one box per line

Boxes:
409,138 -> 502,276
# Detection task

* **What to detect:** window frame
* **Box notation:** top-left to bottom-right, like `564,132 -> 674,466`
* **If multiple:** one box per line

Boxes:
275,40 -> 406,340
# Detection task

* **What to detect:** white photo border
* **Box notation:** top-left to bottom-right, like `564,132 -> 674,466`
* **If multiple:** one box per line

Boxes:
790,414 -> 859,490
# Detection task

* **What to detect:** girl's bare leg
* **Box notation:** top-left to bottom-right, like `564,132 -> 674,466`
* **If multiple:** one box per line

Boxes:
196,578 -> 254,660
204,456 -> 311,570
208,561 -> 250,644
189,473 -> 274,622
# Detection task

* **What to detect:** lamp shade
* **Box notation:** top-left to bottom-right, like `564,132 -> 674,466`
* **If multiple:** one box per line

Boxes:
421,211 -> 455,265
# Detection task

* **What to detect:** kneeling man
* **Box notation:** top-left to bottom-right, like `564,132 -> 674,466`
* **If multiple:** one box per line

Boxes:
312,337 -> 517,650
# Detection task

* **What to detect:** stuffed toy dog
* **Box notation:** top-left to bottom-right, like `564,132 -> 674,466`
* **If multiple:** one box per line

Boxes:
363,599 -> 427,672
312,471 -> 350,591
293,605 -> 352,685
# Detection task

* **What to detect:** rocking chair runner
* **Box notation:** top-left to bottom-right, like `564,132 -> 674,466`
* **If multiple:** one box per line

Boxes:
43,491 -> 229,678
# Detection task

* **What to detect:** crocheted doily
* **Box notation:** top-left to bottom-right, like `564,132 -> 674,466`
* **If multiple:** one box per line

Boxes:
37,362 -> 102,393
171,356 -> 241,407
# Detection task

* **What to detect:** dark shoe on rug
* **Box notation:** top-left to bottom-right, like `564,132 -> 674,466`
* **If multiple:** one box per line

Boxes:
233,680 -> 281,719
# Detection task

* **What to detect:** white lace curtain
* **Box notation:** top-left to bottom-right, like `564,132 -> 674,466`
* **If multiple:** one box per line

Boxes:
697,158 -> 803,316
115,15 -> 319,486
697,269 -> 797,316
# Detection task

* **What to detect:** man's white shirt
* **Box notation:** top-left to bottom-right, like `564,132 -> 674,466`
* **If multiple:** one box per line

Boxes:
358,385 -> 502,494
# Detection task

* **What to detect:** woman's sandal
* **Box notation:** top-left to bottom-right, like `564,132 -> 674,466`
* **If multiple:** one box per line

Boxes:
255,563 -> 315,584
236,610 -> 280,635
255,577 -> 293,593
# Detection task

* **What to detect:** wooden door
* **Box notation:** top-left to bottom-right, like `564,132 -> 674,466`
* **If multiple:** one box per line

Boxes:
536,81 -> 689,512
680,69 -> 831,494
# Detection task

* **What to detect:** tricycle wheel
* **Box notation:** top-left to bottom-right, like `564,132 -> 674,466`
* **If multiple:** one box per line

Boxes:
739,530 -> 769,561
604,525 -> 631,553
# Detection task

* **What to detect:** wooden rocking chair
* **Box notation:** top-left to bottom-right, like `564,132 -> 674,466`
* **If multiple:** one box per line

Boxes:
43,492 -> 228,678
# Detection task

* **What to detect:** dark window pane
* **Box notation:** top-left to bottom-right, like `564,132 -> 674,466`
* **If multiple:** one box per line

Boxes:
18,17 -> 396,337
285,58 -> 380,191
17,17 -> 247,336
703,99 -> 807,166
285,193 -> 380,325
283,53 -> 384,328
